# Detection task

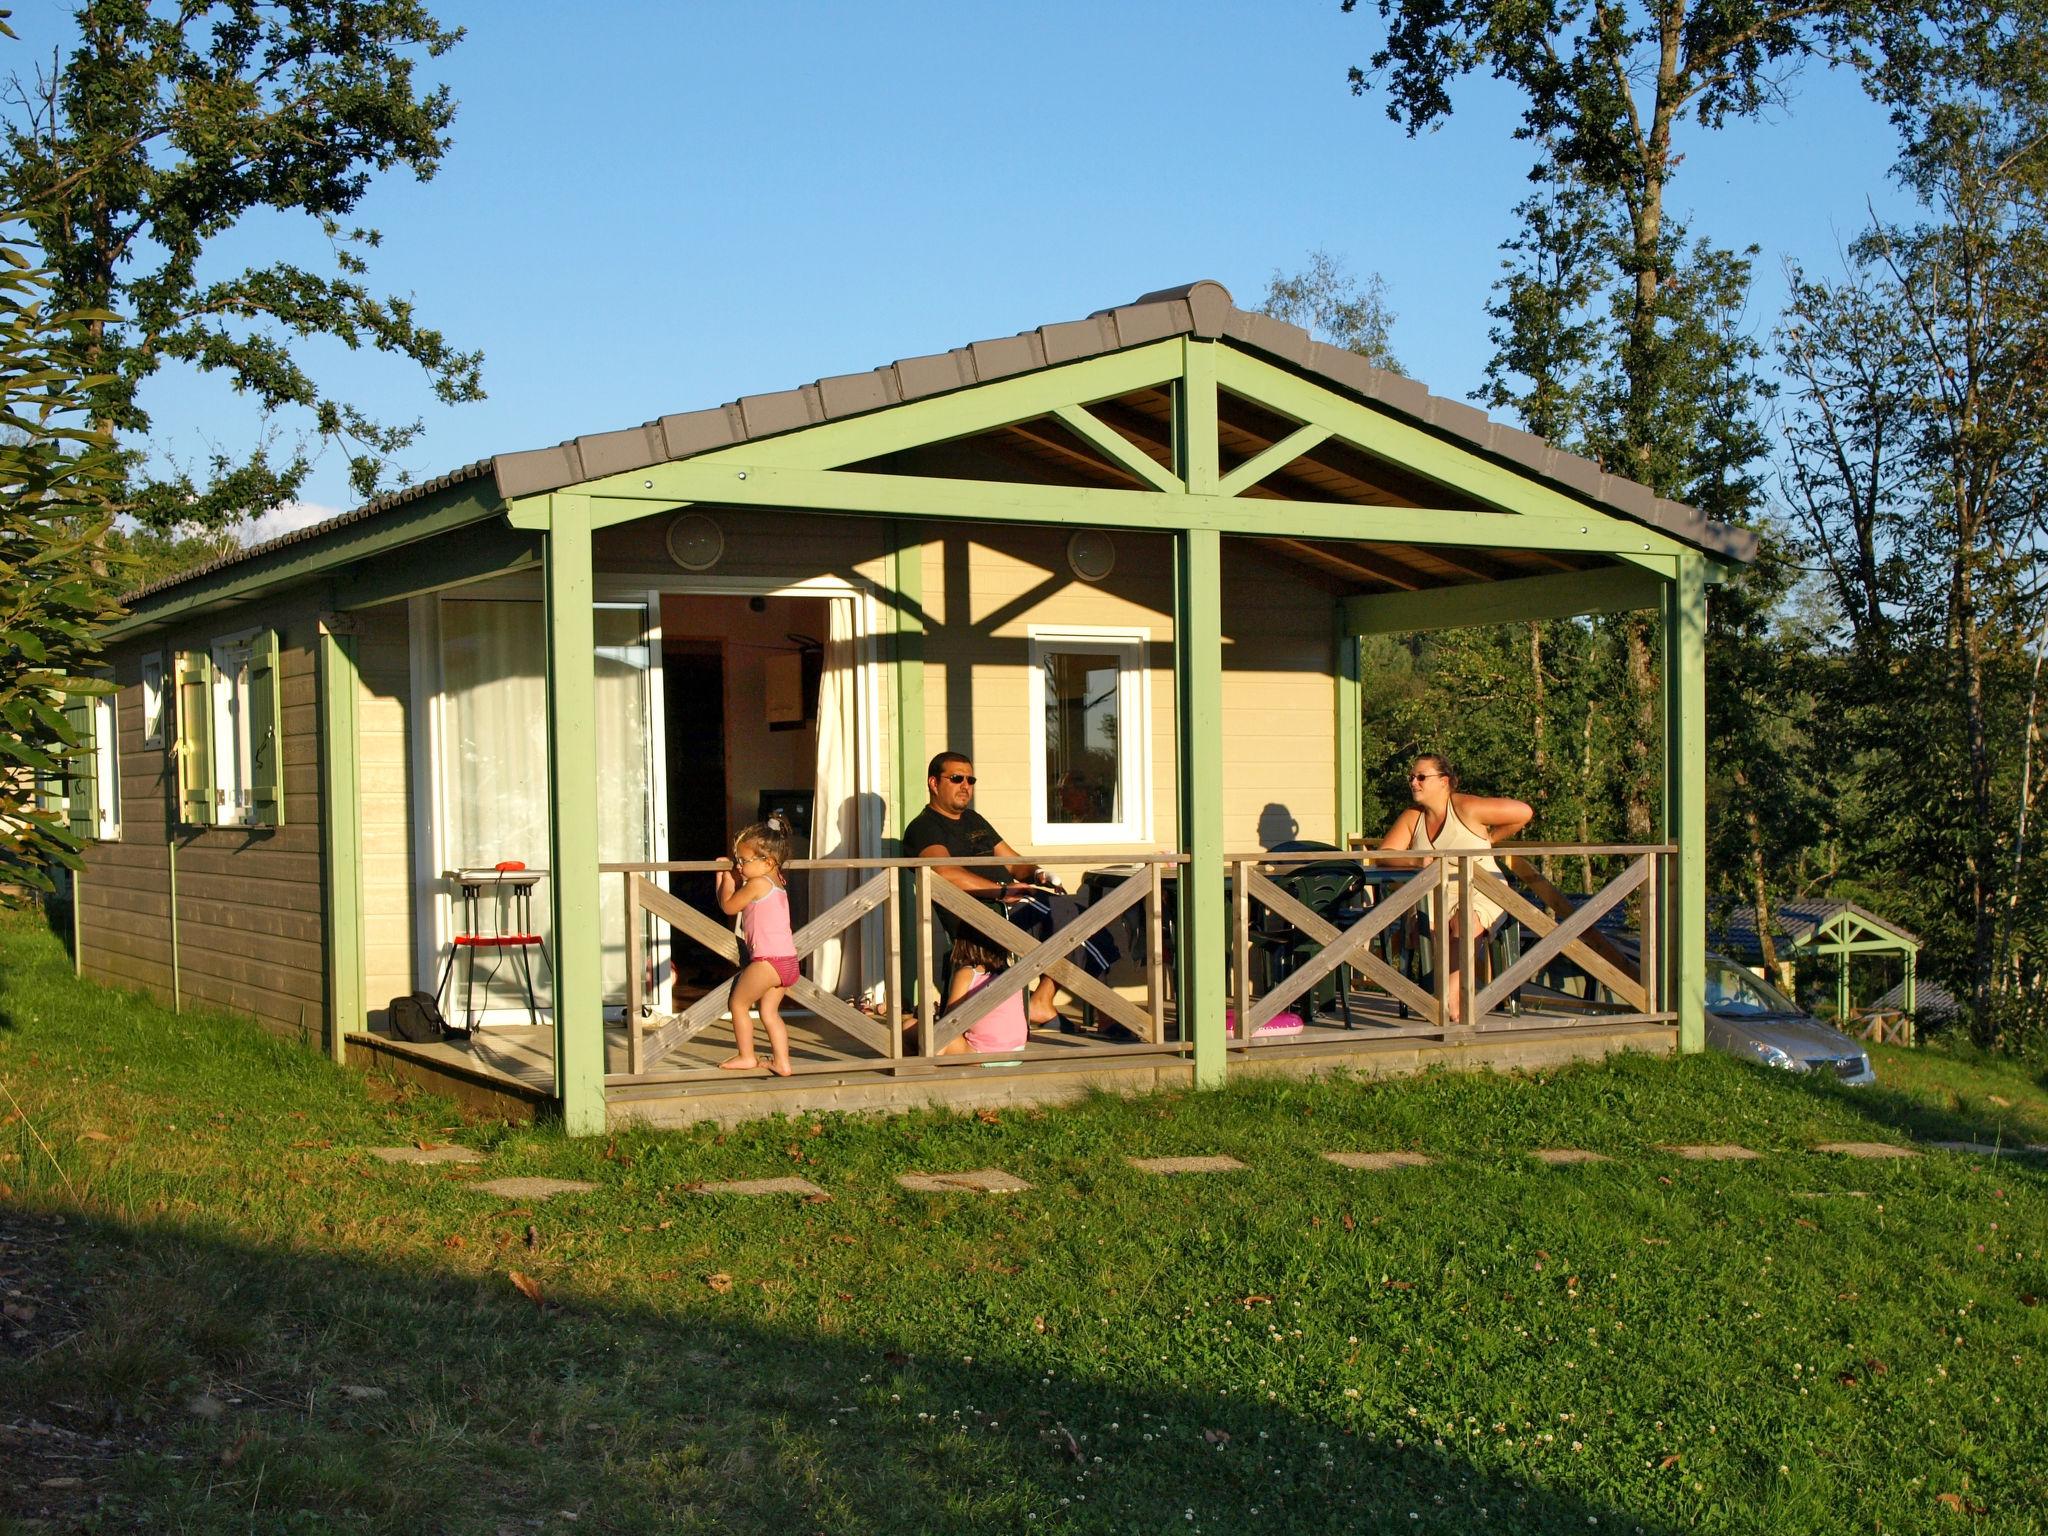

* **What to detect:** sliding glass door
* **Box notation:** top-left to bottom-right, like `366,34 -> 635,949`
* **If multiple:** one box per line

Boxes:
435,596 -> 659,1018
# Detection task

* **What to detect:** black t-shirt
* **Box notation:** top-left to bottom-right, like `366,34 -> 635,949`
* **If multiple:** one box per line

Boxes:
903,805 -> 1006,863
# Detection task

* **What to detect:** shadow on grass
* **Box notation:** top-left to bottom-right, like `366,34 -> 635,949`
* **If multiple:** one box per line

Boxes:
0,1205 -> 1685,1536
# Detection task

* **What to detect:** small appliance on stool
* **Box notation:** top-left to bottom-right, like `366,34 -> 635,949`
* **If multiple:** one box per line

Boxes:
436,862 -> 550,1033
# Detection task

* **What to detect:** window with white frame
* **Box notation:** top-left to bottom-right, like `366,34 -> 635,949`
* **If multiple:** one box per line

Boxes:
91,693 -> 120,838
139,653 -> 165,748
211,634 -> 257,824
1027,627 -> 1150,844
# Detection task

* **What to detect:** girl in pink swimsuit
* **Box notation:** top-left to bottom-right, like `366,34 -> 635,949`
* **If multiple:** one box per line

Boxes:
715,815 -> 798,1076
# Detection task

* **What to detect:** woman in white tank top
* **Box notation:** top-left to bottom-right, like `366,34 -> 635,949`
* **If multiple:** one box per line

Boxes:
1377,754 -> 1533,1023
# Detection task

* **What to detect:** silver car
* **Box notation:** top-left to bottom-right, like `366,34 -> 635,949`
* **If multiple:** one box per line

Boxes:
1705,955 -> 1876,1085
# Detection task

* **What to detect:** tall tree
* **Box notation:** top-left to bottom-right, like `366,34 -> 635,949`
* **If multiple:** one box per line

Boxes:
0,222 -> 120,903
1346,0 -> 1818,901
1775,24 -> 2048,1032
1347,0 -> 1923,482
2,0 -> 481,533
1258,249 -> 1402,371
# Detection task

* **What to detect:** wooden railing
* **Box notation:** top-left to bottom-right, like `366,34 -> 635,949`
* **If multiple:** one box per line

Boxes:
605,853 -> 1185,1085
1227,845 -> 1672,1041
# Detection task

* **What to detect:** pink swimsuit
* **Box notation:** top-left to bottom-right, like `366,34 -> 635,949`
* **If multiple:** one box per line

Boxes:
741,886 -> 799,988
959,968 -> 1029,1053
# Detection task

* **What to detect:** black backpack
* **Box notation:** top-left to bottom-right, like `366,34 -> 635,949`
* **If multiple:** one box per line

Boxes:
387,990 -> 448,1043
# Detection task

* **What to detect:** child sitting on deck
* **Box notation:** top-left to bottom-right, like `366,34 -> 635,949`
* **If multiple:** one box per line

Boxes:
939,933 -> 1029,1055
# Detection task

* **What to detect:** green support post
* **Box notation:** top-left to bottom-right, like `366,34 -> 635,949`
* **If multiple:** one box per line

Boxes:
1334,612 -> 1362,847
544,493 -> 607,1136
1178,341 -> 1227,1088
1662,553 -> 1708,1052
318,619 -> 365,1063
1905,947 -> 1917,1018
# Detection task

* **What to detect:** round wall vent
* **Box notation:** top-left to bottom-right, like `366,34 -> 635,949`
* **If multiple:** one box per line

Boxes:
1067,528 -> 1116,582
665,512 -> 725,571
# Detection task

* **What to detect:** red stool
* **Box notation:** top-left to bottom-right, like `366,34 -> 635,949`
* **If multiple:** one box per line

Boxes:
435,862 -> 550,1032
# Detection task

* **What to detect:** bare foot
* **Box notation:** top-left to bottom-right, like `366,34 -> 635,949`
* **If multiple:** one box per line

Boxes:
718,1055 -> 759,1071
766,1060 -> 794,1078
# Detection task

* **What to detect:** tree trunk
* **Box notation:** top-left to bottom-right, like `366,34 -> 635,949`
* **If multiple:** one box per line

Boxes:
1578,706 -> 1597,894
1732,762 -> 1780,979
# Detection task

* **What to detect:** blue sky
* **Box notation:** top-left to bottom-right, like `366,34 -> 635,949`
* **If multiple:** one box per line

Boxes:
28,1 -> 1916,529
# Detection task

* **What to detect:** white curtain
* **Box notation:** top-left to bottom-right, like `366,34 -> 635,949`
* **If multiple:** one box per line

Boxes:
810,597 -> 864,998
439,598 -> 654,1016
593,604 -> 655,1006
440,600 -> 552,1013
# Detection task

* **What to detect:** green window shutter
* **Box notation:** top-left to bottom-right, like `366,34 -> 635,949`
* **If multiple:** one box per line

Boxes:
248,629 -> 284,826
175,650 -> 217,826
63,696 -> 95,841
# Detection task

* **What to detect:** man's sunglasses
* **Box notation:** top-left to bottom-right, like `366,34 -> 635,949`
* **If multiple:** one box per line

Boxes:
941,773 -> 977,785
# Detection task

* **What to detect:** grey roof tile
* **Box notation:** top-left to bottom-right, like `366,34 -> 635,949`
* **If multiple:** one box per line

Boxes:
1038,315 -> 1117,365
1424,396 -> 1491,440
737,387 -> 816,439
1107,299 -> 1189,348
493,445 -> 578,500
657,405 -> 743,458
575,424 -> 665,481
894,348 -> 970,401
816,368 -> 896,419
969,331 -> 1045,381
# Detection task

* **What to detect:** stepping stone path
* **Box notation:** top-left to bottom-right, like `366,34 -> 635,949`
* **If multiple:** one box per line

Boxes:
897,1168 -> 1032,1194
475,1177 -> 595,1200
369,1145 -> 483,1166
1662,1144 -> 1761,1161
1928,1140 -> 2034,1159
1323,1151 -> 1432,1171
1529,1149 -> 1611,1166
1127,1155 -> 1246,1176
689,1177 -> 827,1197
1814,1141 -> 1916,1159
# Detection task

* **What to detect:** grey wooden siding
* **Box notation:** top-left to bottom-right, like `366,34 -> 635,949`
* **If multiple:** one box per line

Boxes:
78,591 -> 330,1045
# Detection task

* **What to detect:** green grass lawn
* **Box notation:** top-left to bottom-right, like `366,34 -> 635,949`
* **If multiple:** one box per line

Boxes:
2,908 -> 2044,1535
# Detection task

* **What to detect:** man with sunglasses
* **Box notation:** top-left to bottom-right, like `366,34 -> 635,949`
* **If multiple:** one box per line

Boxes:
904,750 -> 1073,1026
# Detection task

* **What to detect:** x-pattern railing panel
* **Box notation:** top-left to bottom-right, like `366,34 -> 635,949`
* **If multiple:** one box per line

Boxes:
1239,863 -> 1442,1032
926,871 -> 1155,1050
628,870 -> 893,1073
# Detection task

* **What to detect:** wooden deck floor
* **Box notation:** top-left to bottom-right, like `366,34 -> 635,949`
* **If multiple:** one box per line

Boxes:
346,994 -> 1672,1129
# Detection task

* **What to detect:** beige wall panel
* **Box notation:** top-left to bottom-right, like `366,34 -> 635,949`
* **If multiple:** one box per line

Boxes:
1220,543 -> 1347,853
355,600 -> 417,1017
916,527 -> 1179,862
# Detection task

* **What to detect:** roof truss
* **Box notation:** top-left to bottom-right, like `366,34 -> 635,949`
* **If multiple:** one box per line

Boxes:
517,339 -> 1685,574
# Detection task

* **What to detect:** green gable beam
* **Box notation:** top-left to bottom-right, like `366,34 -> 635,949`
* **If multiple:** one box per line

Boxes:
105,480 -> 506,639
1218,423 -> 1333,498
1214,349 -> 1685,553
544,493 -> 606,1137
684,339 -> 1187,473
1344,563 -> 1664,636
1051,403 -> 1184,493
1807,939 -> 1916,956
568,464 -> 1677,565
